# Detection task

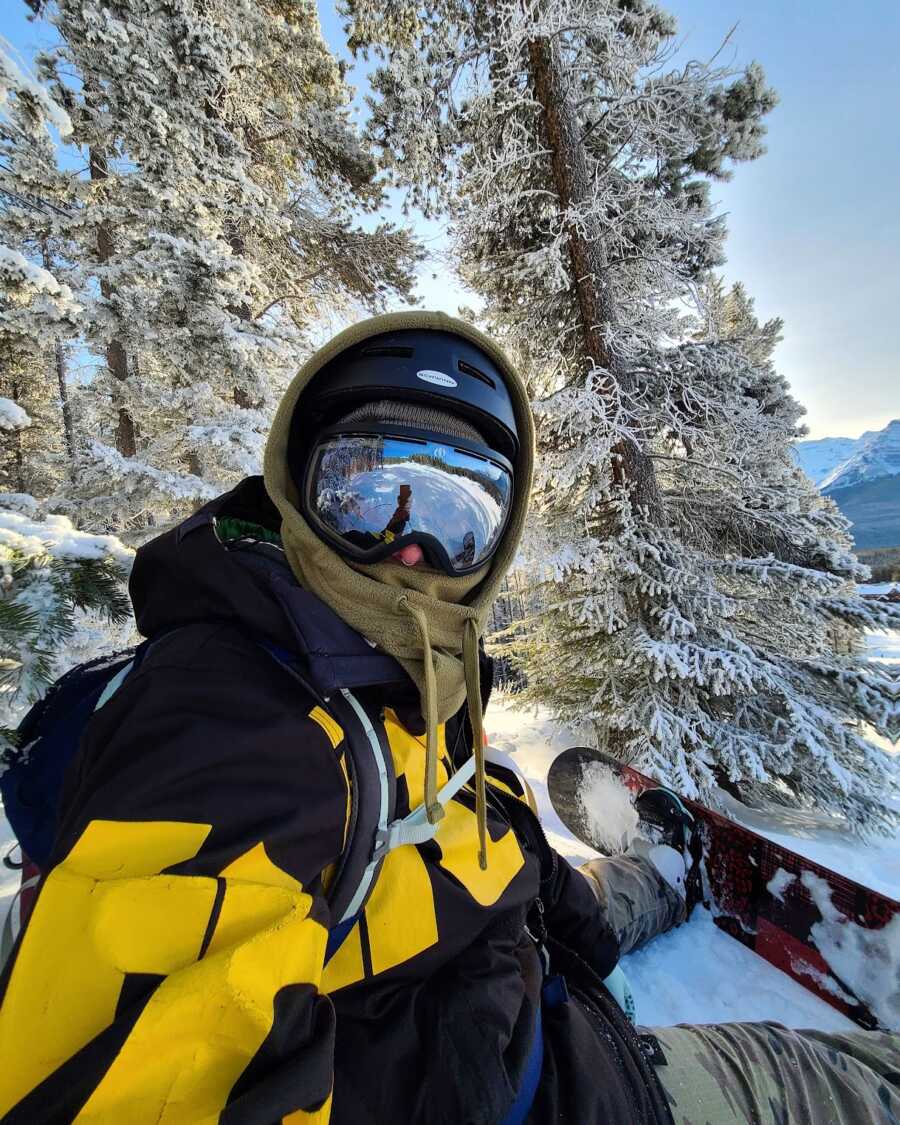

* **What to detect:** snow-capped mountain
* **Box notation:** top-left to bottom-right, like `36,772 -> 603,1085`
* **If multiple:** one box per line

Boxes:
794,419 -> 900,548
794,435 -> 860,487
818,419 -> 900,493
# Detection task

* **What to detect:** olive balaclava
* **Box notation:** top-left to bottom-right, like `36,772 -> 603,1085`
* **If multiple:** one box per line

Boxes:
264,311 -> 535,867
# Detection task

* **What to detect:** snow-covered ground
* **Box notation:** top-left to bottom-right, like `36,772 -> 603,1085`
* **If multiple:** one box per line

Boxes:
487,617 -> 900,1032
868,623 -> 900,663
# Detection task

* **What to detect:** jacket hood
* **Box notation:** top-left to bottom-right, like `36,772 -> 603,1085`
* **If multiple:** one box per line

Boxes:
263,309 -> 535,619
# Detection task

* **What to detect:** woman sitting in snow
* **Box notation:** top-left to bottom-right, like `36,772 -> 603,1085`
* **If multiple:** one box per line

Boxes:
1,312 -> 897,1124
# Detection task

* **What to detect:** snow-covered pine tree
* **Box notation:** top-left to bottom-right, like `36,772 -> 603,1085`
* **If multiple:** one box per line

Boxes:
26,0 -> 422,531
345,0 -> 899,830
0,57 -> 134,748
0,49 -> 79,499
626,284 -> 900,827
0,248 -> 71,498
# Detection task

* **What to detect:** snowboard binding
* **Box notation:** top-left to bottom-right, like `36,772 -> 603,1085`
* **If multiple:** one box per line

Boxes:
634,786 -> 704,917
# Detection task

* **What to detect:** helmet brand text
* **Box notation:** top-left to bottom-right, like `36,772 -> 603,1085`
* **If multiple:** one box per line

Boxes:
416,369 -> 458,388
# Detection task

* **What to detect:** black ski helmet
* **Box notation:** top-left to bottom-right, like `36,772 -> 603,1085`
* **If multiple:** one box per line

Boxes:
293,328 -> 519,463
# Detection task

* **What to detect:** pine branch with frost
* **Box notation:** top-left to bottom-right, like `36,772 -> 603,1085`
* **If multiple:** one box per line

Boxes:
0,43 -> 72,140
0,497 -> 134,747
0,37 -> 87,502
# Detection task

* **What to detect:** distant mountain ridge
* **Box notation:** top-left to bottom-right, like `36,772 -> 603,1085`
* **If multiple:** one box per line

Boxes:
819,419 -> 900,492
795,419 -> 900,549
794,435 -> 860,487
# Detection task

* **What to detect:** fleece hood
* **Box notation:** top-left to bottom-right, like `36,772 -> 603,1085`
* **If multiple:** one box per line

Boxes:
264,310 -> 535,865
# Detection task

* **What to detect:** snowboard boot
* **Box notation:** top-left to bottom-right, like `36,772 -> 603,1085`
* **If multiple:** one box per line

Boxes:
634,786 -> 704,917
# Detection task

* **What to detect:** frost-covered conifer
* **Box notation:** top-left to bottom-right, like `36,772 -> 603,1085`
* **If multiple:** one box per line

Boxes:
0,249 -> 73,496
615,288 -> 900,828
347,0 -> 899,830
24,0 -> 421,530
0,49 -> 134,750
0,49 -> 79,499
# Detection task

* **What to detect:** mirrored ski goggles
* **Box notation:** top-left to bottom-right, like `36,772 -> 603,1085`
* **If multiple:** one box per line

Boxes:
303,427 -> 514,575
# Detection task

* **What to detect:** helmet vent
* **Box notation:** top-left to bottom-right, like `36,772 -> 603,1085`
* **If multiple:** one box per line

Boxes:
457,359 -> 496,389
361,345 -> 414,358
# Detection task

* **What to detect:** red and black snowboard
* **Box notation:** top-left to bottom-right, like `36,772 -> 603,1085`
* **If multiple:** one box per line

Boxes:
547,745 -> 899,1031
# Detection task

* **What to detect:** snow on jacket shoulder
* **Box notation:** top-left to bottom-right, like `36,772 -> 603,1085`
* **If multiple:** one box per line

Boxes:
0,478 -> 670,1125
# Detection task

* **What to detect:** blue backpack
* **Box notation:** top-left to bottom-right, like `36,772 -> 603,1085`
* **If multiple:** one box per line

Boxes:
1,646 -> 145,871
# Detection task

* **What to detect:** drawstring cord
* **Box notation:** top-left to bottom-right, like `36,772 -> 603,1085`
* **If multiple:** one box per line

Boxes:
398,596 -> 444,825
399,597 -> 489,870
464,617 -> 488,871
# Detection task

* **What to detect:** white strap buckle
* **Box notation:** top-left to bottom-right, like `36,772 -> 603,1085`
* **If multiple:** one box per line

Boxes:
373,755 -> 478,861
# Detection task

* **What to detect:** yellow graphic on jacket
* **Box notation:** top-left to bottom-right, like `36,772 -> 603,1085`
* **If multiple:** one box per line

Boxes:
380,710 -> 524,907
436,799 -> 525,906
322,711 -> 526,993
0,820 -> 331,1124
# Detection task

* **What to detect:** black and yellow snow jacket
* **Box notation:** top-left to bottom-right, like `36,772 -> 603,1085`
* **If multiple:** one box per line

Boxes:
0,478 -> 673,1124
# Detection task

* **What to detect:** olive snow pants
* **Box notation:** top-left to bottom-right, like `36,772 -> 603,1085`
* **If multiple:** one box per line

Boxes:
580,854 -> 900,1125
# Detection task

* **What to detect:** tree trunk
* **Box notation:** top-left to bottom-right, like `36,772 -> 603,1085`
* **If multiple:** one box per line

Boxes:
41,243 -> 76,474
54,340 -> 76,471
89,146 -> 137,458
9,377 -> 25,493
526,35 -> 661,519
713,768 -> 744,801
527,35 -> 665,762
204,104 -> 257,400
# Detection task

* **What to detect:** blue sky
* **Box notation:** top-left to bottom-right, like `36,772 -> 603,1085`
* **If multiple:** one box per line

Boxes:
3,1 -> 897,439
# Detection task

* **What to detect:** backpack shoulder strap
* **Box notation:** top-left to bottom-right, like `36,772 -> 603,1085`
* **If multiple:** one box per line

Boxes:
255,642 -> 498,959
323,689 -> 396,927
253,642 -> 399,963
92,649 -> 140,712
373,754 -> 477,856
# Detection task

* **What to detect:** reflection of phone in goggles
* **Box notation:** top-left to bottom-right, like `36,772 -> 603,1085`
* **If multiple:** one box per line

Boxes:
303,424 -> 514,576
